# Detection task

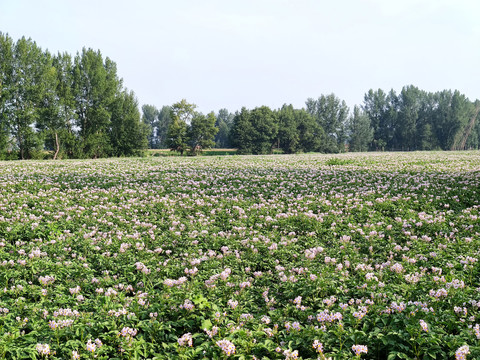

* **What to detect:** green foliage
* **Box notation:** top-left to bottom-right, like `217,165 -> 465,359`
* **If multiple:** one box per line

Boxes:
230,106 -> 278,154
166,116 -> 188,155
171,99 -> 197,125
110,90 -> 148,156
362,86 -> 479,151
156,106 -> 173,149
436,90 -> 473,150
0,35 -> 49,159
165,100 -> 219,156
215,109 -> 234,148
141,104 -> 160,149
348,105 -> 373,152
306,94 -> 349,153
230,107 -> 254,154
72,48 -> 119,156
0,33 -> 147,160
277,104 -> 299,154
278,105 -> 324,154
143,105 -> 173,149
166,112 -> 189,155
396,85 -> 421,150
188,112 -> 218,155
363,88 -> 387,149
325,157 -> 356,166
83,131 -> 112,159
0,34 -> 14,155
3,31 -> 480,159
250,106 -> 278,154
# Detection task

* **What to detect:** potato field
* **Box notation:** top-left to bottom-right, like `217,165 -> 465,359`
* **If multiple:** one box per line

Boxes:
1,152 -> 480,360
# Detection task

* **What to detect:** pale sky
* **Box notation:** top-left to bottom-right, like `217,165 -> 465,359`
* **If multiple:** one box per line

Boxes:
1,0 -> 480,114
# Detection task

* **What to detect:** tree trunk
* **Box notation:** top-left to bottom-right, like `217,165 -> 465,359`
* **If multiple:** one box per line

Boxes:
53,132 -> 60,160
18,135 -> 24,160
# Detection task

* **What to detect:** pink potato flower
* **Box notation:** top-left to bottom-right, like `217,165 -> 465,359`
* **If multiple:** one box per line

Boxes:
352,344 -> 368,356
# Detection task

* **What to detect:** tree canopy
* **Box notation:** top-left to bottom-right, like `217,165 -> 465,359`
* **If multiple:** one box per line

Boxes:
164,100 -> 218,155
0,32 -> 147,159
2,31 -> 480,159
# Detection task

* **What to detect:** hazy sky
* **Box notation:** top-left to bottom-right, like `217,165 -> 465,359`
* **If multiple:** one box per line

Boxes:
1,0 -> 479,113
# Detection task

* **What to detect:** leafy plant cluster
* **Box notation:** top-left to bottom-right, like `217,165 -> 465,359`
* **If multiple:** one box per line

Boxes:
0,32 -> 148,160
1,152 -> 480,359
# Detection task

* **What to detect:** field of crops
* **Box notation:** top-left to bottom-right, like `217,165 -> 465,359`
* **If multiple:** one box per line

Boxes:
1,152 -> 480,360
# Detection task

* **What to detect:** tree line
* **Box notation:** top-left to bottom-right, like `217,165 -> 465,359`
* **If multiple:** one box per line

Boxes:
0,33 -> 148,160
2,32 -> 480,159
144,87 -> 480,155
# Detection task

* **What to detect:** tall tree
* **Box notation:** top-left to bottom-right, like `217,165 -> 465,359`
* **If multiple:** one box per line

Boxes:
166,99 -> 196,155
384,90 -> 399,150
215,108 -> 234,148
171,99 -> 197,125
249,106 -> 278,154
395,85 -> 423,150
36,50 -> 63,159
1,34 -> 148,159
348,105 -> 373,152
306,94 -> 349,152
53,52 -> 80,158
363,89 -> 387,150
166,116 -> 188,155
72,48 -> 119,158
141,104 -> 159,149
230,107 -> 253,154
156,106 -> 172,149
0,33 -> 14,157
188,111 -> 218,155
7,37 -> 48,159
109,90 -> 148,156
277,104 -> 299,154
449,91 -> 476,150
296,108 -> 325,153
464,100 -> 480,150
277,104 -> 324,154
416,92 -> 437,150
431,90 -> 472,150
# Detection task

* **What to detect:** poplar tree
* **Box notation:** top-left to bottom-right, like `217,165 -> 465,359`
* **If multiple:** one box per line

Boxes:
0,33 -> 14,157
72,48 -> 118,158
348,105 -> 373,152
110,90 -> 148,156
215,109 -> 234,148
7,37 -> 48,159
156,106 -> 172,149
51,52 -> 79,158
141,104 -> 159,148
306,94 -> 349,153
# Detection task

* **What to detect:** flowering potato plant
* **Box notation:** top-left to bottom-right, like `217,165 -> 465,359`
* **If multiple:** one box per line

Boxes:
0,152 -> 479,359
